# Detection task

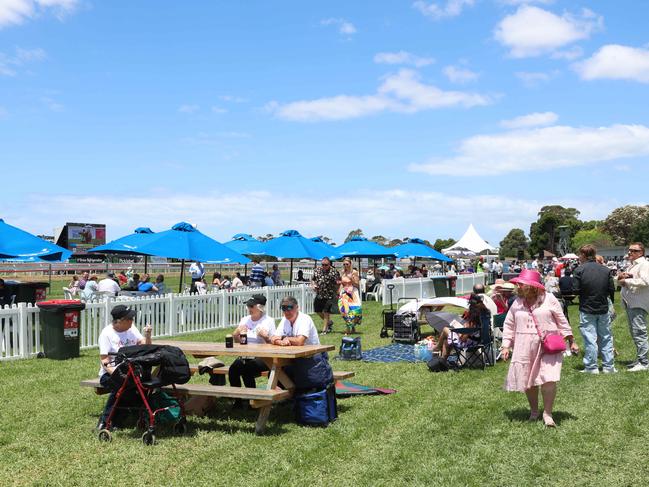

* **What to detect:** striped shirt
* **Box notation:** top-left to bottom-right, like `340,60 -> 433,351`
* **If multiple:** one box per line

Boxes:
250,263 -> 265,283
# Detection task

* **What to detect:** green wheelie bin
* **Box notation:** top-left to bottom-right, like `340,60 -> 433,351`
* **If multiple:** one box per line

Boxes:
36,299 -> 85,360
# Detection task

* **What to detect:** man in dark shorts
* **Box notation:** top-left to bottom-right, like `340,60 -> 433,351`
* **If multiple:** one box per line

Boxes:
312,257 -> 340,334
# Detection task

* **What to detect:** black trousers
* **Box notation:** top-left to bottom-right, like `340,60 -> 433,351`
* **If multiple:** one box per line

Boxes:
228,357 -> 269,388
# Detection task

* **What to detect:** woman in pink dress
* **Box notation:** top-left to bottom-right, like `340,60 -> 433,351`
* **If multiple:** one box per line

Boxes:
501,269 -> 579,427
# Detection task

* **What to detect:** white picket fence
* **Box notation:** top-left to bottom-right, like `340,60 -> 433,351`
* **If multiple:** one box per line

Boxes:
380,273 -> 487,305
0,284 -> 315,361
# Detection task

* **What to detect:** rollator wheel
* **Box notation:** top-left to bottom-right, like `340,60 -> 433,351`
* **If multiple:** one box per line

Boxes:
173,420 -> 187,435
142,431 -> 156,446
98,429 -> 112,443
380,329 -> 388,338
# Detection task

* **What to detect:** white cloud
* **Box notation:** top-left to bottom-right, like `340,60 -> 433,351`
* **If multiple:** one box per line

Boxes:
321,18 -> 357,36
0,0 -> 78,28
443,65 -> 479,83
494,5 -> 602,58
551,46 -> 583,60
178,104 -> 199,114
211,106 -> 227,114
0,46 -> 46,76
413,0 -> 475,20
219,95 -> 248,103
575,44 -> 649,83
500,111 -> 558,129
410,124 -> 649,176
41,96 -> 63,111
515,70 -> 557,87
15,189 -> 618,248
267,69 -> 493,122
374,51 -> 434,68
498,0 -> 554,5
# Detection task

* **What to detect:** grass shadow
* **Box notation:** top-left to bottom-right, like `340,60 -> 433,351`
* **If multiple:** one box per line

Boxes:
504,408 -> 578,425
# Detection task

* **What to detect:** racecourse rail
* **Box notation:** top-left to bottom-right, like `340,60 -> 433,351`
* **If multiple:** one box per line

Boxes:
0,274 -> 486,361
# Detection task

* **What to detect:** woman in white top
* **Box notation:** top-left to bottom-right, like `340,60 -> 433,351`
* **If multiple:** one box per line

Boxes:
229,294 -> 276,405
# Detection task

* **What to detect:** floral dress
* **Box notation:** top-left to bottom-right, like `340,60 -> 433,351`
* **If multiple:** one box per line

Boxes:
338,271 -> 362,331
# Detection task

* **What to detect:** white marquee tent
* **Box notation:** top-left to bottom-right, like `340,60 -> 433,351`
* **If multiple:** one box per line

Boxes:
442,224 -> 498,256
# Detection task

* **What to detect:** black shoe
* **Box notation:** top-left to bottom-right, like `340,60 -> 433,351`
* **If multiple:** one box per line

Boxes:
327,320 -> 334,333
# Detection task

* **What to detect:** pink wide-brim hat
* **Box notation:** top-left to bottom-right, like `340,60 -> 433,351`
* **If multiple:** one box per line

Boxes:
509,269 -> 546,290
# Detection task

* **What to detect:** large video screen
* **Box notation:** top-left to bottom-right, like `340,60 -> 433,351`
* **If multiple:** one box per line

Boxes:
65,223 -> 106,254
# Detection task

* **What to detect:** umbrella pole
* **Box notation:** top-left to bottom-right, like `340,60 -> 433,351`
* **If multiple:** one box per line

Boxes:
48,263 -> 52,288
290,260 -> 294,285
144,255 -> 148,274
179,259 -> 185,293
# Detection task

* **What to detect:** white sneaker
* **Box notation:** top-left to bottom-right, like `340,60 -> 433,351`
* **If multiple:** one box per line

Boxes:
602,367 -> 618,374
626,361 -> 639,369
580,368 -> 599,375
627,363 -> 649,372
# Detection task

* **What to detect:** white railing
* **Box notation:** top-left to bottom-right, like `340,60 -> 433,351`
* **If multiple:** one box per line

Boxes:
381,273 -> 487,305
1,284 -> 315,361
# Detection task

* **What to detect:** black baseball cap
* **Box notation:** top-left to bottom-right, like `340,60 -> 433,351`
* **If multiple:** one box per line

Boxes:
111,305 -> 136,320
245,294 -> 267,307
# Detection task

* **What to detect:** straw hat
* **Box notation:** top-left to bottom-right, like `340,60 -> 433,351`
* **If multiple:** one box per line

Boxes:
509,269 -> 546,290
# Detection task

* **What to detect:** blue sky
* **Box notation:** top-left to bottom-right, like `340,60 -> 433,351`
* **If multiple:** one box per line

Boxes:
1,0 -> 649,246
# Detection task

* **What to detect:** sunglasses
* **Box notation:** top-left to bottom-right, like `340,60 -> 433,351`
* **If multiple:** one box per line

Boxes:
628,249 -> 642,253
281,305 -> 295,311
322,263 -> 330,267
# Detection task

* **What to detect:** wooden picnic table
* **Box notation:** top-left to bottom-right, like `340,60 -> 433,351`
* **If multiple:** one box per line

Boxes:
154,340 -> 335,433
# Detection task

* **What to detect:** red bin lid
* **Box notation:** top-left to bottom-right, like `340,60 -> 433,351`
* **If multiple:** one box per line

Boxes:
38,299 -> 82,305
36,299 -> 85,310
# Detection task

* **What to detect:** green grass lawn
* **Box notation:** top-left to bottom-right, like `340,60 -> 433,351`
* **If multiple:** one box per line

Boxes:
1,296 -> 649,486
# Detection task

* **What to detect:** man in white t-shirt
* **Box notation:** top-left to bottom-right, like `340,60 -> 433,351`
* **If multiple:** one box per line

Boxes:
97,273 -> 121,296
228,295 -> 276,405
272,296 -> 320,346
97,305 -> 152,429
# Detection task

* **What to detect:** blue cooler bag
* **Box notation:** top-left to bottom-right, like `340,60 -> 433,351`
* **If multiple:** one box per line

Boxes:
294,383 -> 338,427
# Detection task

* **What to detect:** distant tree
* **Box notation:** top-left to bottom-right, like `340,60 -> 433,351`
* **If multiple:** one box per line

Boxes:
571,228 -> 614,252
256,234 -> 274,242
433,238 -> 455,252
388,238 -> 404,247
580,220 -> 603,231
320,235 -> 336,246
529,205 -> 581,257
630,213 -> 649,245
370,235 -> 388,246
499,229 -> 529,259
603,205 -> 649,245
344,229 -> 364,243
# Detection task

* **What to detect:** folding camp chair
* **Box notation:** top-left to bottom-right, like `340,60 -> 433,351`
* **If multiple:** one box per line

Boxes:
446,311 -> 492,370
491,313 -> 507,363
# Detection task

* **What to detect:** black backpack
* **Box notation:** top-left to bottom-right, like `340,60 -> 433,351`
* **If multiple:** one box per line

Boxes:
427,356 -> 450,373
114,344 -> 191,387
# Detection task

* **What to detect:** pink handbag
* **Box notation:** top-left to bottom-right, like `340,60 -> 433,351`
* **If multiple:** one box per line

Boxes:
528,306 -> 567,354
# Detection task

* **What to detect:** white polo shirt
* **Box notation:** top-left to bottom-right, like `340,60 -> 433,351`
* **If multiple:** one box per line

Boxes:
97,278 -> 121,295
97,324 -> 144,378
237,315 -> 276,344
275,312 -> 320,345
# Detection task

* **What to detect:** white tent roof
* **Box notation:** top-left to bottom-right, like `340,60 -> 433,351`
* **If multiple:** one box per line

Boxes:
442,224 -> 497,255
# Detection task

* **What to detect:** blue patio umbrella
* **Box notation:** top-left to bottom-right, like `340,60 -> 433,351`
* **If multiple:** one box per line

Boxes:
263,230 -> 332,283
392,238 -> 452,262
97,222 -> 249,292
335,236 -> 396,258
0,218 -> 71,262
89,227 -> 157,273
224,233 -> 266,255
310,236 -> 339,260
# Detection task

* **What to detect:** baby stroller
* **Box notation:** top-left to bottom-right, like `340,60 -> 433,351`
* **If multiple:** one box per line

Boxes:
98,344 -> 190,445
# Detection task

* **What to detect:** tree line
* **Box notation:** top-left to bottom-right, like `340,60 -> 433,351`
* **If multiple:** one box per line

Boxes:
499,205 -> 649,259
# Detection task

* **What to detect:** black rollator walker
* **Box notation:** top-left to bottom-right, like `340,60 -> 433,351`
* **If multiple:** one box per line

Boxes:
98,345 -> 189,445
380,284 -> 396,338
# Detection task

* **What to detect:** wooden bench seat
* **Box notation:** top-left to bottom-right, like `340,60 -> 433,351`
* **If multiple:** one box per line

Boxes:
80,378 -> 288,403
81,368 -> 355,396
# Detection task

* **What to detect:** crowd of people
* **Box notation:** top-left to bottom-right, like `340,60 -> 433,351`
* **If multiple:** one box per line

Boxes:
66,270 -> 168,300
